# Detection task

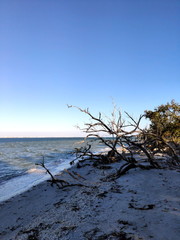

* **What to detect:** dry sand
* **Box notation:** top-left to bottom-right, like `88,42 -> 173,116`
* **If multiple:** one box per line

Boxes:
0,160 -> 180,240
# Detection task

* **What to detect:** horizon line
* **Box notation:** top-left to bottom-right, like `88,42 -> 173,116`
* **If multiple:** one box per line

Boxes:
0,136 -> 86,138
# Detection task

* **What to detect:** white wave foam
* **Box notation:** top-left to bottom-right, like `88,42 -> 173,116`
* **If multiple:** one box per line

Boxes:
27,168 -> 45,174
0,159 -> 72,203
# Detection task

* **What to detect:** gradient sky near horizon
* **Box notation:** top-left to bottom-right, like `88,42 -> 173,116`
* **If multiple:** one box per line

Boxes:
0,0 -> 179,137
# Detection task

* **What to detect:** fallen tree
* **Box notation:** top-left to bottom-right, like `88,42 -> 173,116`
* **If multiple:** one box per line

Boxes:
36,102 -> 179,187
68,102 -> 180,178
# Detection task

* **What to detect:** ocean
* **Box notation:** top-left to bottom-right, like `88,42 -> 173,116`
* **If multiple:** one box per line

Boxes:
0,137 -> 105,202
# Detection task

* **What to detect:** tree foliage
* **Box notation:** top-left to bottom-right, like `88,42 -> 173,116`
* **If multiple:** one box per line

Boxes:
145,100 -> 180,144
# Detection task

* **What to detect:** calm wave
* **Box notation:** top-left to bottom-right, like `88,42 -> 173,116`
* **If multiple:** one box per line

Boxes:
0,137 -> 106,202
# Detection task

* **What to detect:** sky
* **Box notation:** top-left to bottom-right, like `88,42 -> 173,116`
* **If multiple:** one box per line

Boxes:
0,0 -> 179,137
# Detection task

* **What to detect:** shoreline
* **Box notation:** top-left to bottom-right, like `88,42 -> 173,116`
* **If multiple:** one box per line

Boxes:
0,159 -> 180,240
0,159 -> 73,203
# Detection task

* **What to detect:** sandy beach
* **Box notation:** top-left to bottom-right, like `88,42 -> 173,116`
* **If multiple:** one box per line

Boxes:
0,159 -> 180,240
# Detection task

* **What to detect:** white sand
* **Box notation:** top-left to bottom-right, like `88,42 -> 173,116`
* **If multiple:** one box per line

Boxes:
0,160 -> 179,240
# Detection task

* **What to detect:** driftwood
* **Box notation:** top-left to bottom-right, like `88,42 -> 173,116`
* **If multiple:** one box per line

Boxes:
64,169 -> 79,180
36,157 -> 88,189
107,162 -> 154,181
129,203 -> 155,210
36,157 -> 69,189
72,171 -> 86,180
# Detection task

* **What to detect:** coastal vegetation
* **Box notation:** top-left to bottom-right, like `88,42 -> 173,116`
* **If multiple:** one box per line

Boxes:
144,100 -> 180,155
68,100 -> 180,179
38,101 -> 179,186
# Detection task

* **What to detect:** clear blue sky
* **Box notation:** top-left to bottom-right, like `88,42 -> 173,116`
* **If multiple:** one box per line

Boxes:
0,0 -> 179,137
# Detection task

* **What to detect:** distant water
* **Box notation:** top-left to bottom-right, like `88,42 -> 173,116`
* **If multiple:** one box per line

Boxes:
0,137 -> 106,202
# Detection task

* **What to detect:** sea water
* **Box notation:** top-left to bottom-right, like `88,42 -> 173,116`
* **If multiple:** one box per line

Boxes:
0,137 -> 106,202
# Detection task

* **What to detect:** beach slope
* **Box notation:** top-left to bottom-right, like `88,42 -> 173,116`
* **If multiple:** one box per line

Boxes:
0,161 -> 180,240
